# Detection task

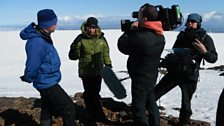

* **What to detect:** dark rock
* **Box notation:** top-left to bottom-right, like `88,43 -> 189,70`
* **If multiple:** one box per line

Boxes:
0,92 -> 211,126
207,65 -> 224,71
219,72 -> 224,76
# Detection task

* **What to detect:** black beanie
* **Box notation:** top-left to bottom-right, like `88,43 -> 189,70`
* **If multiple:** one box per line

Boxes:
142,4 -> 158,21
86,17 -> 99,28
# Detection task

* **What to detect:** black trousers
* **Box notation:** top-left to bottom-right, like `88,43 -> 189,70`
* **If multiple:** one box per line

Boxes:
216,89 -> 224,126
38,84 -> 76,126
131,77 -> 160,126
154,73 -> 197,125
81,76 -> 106,120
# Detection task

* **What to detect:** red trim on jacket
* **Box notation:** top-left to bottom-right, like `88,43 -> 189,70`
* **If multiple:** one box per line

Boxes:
143,21 -> 163,35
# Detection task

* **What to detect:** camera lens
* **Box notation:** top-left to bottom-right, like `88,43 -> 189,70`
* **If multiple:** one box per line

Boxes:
132,11 -> 138,18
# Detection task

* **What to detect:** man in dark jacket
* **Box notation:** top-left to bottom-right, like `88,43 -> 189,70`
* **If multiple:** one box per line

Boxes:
216,88 -> 224,126
118,4 -> 165,126
20,9 -> 76,126
154,13 -> 218,126
68,17 -> 112,125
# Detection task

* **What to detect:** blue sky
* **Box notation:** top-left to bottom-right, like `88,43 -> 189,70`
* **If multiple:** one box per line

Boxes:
1,0 -> 224,31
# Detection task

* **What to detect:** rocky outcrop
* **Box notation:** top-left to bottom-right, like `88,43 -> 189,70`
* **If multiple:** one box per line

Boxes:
207,65 -> 224,71
206,65 -> 224,76
0,92 -> 210,126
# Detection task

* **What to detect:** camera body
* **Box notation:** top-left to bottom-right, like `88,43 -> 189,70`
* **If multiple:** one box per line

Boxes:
121,5 -> 183,32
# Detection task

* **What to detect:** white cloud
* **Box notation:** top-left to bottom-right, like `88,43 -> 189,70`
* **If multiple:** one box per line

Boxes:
58,14 -> 105,23
58,14 -> 130,23
55,12 -> 224,32
182,11 -> 224,23
58,16 -> 81,23
203,11 -> 224,22
57,14 -> 130,29
60,16 -> 74,22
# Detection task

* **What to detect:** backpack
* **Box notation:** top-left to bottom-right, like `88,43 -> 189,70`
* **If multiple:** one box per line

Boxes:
160,48 -> 199,75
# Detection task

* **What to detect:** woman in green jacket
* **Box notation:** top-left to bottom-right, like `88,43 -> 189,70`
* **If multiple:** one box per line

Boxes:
69,17 -> 112,125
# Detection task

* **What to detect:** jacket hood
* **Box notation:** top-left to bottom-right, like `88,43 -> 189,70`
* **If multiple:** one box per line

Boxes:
20,23 -> 41,40
80,21 -> 103,38
143,21 -> 163,35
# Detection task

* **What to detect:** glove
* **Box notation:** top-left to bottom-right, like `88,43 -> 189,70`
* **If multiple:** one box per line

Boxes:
20,76 -> 31,83
105,64 -> 113,68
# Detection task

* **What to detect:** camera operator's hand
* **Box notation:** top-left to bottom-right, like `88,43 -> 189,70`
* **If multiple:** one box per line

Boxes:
131,21 -> 139,27
192,38 -> 207,54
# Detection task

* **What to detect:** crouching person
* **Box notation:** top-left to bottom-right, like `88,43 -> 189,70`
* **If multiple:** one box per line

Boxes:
20,9 -> 76,126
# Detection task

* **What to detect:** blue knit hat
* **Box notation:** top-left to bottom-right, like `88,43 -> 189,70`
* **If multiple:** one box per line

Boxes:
37,9 -> 57,29
187,13 -> 202,23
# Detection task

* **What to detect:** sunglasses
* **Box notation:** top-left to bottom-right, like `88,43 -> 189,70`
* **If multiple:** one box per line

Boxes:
187,20 -> 197,23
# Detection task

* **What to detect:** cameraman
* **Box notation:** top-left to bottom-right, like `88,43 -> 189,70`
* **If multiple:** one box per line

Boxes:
118,3 -> 165,126
154,13 -> 218,126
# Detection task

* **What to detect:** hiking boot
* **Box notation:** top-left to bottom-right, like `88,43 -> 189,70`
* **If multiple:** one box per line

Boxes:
84,121 -> 97,126
82,117 -> 97,126
180,124 -> 190,126
95,117 -> 119,125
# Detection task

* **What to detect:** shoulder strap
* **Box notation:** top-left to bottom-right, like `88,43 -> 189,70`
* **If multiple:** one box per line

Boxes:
201,34 -> 207,41
201,34 -> 207,66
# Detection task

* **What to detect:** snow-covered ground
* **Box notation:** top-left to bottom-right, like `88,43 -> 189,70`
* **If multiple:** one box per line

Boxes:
0,30 -> 223,126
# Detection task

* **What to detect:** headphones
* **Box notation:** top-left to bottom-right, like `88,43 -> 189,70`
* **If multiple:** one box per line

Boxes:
141,4 -> 150,18
141,3 -> 158,21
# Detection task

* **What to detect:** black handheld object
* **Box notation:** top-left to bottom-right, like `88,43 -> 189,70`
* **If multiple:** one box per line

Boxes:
100,66 -> 127,99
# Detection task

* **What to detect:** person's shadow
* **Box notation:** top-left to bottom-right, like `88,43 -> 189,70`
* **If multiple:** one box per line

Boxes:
0,108 -> 39,126
0,96 -> 211,126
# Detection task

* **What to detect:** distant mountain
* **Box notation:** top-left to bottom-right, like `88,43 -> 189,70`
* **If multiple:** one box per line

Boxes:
0,25 -> 25,31
0,22 -> 223,33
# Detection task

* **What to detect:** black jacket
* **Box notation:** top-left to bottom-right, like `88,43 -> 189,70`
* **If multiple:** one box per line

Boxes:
118,22 -> 165,84
172,28 -> 218,81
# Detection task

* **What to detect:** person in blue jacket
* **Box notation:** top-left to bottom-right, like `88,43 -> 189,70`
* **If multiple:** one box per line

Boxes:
20,9 -> 76,126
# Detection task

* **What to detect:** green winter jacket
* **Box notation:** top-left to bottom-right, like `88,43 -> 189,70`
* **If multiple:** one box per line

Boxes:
69,21 -> 112,78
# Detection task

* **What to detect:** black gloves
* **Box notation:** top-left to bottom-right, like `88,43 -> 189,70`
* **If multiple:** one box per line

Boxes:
20,76 -> 31,83
105,64 -> 113,68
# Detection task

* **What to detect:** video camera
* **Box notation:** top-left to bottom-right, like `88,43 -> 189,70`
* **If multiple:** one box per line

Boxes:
121,5 -> 183,32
